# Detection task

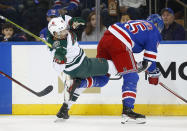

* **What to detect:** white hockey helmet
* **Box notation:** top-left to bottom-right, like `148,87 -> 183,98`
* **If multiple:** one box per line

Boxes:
48,17 -> 68,36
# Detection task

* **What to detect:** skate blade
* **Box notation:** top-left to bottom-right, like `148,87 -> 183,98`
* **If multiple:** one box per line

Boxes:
136,118 -> 146,124
54,118 -> 68,123
121,116 -> 146,124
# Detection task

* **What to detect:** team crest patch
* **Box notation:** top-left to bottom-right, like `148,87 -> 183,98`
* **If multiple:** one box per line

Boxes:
53,41 -> 61,49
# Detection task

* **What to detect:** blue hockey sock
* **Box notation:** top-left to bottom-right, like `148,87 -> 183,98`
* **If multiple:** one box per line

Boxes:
79,75 -> 109,88
122,72 -> 139,109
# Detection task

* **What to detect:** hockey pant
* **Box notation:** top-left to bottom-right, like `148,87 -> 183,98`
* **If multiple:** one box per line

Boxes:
122,72 -> 139,109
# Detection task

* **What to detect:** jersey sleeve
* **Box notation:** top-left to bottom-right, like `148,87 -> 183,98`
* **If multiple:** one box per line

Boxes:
143,30 -> 161,72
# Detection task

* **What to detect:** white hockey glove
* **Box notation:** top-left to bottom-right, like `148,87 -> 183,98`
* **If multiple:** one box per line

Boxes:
147,68 -> 161,85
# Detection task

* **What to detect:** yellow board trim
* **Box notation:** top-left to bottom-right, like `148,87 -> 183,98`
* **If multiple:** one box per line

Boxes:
12,104 -> 187,116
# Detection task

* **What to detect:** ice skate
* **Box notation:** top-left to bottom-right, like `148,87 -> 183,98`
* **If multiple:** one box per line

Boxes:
54,102 -> 69,122
121,106 -> 146,124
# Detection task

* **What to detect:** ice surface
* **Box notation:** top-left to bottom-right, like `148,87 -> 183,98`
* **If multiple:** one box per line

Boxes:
0,116 -> 187,131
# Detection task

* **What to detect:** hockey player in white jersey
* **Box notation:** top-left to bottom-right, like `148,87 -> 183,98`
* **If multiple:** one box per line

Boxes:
47,17 -> 118,120
47,17 -> 116,79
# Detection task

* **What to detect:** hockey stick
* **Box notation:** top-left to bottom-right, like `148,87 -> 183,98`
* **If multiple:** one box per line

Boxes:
144,70 -> 187,103
109,75 -> 122,80
159,82 -> 187,103
0,15 -> 52,48
0,71 -> 53,97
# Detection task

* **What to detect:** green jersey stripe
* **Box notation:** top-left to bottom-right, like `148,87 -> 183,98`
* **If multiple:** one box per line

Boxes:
66,48 -> 83,65
65,53 -> 85,71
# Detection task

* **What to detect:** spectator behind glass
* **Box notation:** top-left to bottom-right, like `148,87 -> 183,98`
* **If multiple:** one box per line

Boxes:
80,0 -> 107,20
0,0 -> 20,24
118,0 -> 147,20
161,8 -> 185,40
120,13 -> 131,23
22,0 -> 49,41
0,23 -> 27,42
80,0 -> 119,28
39,9 -> 60,40
52,0 -> 81,17
81,12 -> 107,41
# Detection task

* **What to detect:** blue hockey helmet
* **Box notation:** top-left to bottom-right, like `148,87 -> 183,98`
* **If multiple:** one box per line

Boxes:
147,14 -> 164,33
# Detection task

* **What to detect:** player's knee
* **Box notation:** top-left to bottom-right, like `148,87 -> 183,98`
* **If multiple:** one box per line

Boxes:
79,79 -> 87,88
93,75 -> 109,87
123,72 -> 139,85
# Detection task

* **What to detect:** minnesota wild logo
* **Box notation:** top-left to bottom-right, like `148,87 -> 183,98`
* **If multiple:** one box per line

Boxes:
53,41 -> 61,49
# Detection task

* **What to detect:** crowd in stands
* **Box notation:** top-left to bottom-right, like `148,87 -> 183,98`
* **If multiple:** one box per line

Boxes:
161,8 -> 185,40
0,0 -> 186,42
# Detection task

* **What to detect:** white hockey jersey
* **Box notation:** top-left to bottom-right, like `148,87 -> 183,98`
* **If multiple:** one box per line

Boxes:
50,31 -> 85,73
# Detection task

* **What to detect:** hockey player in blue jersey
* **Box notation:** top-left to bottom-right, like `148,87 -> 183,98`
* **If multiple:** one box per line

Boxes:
57,14 -> 164,124
98,14 -> 163,124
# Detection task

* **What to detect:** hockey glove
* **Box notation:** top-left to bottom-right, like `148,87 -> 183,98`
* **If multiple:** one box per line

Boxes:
69,17 -> 85,30
54,47 -> 67,64
147,68 -> 160,85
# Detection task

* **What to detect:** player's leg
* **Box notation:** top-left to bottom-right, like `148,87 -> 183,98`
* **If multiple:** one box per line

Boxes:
56,75 -> 110,119
56,77 -> 83,119
112,47 -> 146,124
100,35 -> 146,124
66,75 -> 110,100
121,73 -> 146,124
67,75 -> 110,102
62,57 -> 116,99
56,87 -> 85,119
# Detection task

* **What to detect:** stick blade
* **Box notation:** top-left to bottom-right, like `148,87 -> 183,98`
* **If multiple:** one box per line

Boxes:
37,85 -> 53,97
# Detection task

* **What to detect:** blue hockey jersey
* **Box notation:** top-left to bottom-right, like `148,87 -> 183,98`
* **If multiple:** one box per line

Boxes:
108,20 -> 162,72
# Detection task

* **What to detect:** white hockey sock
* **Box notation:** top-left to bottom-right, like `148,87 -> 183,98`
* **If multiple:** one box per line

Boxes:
67,88 -> 86,109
